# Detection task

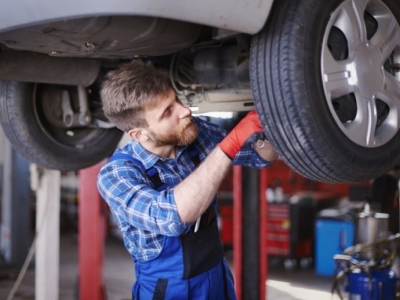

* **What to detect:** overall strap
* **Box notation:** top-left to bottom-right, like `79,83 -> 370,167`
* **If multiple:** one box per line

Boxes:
186,144 -> 200,167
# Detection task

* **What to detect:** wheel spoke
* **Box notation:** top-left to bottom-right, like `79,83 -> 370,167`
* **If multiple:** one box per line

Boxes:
376,72 -> 400,130
322,47 -> 355,99
344,95 -> 377,146
379,72 -> 400,110
335,0 -> 368,53
342,72 -> 400,147
370,11 -> 400,61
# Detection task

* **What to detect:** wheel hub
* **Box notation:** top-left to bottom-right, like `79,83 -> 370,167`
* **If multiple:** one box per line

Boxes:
354,42 -> 384,99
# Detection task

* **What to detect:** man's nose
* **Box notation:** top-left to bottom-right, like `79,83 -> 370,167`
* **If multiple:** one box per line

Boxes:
179,104 -> 192,118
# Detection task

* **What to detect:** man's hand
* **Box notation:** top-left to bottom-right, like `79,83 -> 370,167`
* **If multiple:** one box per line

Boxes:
219,110 -> 264,159
254,139 -> 278,162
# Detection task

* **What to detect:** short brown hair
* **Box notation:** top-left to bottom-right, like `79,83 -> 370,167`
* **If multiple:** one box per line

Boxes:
100,60 -> 172,132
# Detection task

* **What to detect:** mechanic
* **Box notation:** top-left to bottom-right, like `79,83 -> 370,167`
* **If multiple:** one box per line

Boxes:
97,60 -> 278,300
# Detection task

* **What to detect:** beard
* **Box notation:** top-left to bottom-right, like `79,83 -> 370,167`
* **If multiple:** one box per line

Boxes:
148,117 -> 199,146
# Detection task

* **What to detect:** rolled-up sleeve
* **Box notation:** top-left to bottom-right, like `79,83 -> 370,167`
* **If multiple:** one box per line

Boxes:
232,143 -> 273,169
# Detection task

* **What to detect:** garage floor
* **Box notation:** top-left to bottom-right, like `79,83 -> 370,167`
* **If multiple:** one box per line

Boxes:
0,233 -> 341,300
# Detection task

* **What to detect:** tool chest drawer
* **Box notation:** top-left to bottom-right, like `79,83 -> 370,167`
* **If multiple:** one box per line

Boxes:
266,203 -> 314,259
267,204 -> 291,256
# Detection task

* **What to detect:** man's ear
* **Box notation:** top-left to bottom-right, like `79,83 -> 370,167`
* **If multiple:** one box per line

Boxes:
128,128 -> 149,142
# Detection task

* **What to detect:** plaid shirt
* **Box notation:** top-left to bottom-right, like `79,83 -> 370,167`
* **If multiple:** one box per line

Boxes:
97,117 -> 271,261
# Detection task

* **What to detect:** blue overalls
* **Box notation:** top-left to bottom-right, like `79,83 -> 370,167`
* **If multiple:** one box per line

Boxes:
109,147 -> 237,300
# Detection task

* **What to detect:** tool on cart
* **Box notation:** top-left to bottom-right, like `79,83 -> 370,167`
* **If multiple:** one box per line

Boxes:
331,203 -> 400,300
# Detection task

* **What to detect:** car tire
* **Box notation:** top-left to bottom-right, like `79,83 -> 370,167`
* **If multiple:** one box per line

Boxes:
0,81 -> 123,171
251,0 -> 400,183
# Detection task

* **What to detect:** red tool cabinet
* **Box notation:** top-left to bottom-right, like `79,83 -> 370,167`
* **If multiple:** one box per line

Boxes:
267,204 -> 292,257
266,202 -> 314,262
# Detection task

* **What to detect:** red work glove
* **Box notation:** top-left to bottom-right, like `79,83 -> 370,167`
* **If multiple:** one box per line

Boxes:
219,110 -> 264,159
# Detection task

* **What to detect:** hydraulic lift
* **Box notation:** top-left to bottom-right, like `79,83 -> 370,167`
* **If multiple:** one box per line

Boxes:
233,166 -> 268,300
78,162 -> 107,300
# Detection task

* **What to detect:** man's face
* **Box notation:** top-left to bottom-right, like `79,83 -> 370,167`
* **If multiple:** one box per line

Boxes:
144,90 -> 198,146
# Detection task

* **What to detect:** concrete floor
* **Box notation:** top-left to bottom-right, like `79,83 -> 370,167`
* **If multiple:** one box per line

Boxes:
0,233 -> 341,300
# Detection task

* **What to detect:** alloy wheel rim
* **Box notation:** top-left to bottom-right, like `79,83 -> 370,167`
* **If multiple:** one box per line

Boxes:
321,0 -> 400,147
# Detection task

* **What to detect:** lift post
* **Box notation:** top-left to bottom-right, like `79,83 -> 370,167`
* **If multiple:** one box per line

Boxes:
35,169 -> 61,300
0,138 -> 30,267
78,162 -> 107,300
233,166 -> 268,300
